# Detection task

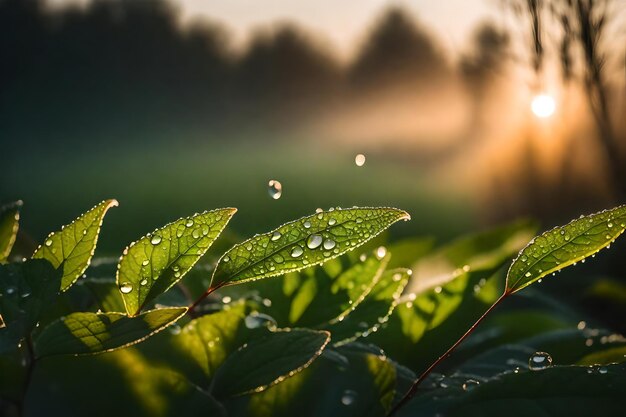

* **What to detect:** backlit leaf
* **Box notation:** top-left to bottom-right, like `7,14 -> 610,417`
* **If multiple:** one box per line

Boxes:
0,200 -> 22,263
212,207 -> 410,287
506,205 -> 626,293
323,268 -> 410,346
211,328 -> 330,398
117,208 -> 236,316
33,307 -> 186,357
32,199 -> 118,291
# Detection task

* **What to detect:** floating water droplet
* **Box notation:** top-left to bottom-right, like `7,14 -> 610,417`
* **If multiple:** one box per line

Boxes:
291,247 -> 303,257
307,234 -> 323,249
528,352 -> 552,371
376,246 -> 387,259
120,283 -> 133,294
577,321 -> 586,330
323,239 -> 336,250
151,235 -> 162,245
462,379 -> 480,391
341,390 -> 358,406
268,180 -> 282,200
244,312 -> 277,329
271,231 -> 282,241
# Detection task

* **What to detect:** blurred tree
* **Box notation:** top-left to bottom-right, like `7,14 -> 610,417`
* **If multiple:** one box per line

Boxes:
349,7 -> 449,94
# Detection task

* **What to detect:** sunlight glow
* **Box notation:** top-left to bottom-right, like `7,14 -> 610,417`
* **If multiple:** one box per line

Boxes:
531,94 -> 556,118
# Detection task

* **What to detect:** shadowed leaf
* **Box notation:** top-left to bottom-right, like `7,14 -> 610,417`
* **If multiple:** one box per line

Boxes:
0,259 -> 62,353
211,328 -> 330,398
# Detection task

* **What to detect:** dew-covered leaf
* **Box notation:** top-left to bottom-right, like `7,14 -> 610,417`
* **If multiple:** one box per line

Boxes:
33,307 -> 186,357
117,208 -> 236,316
211,207 -> 410,287
323,268 -> 410,346
0,200 -> 22,263
0,259 -> 62,353
507,205 -> 626,293
211,328 -> 330,398
32,199 -> 118,291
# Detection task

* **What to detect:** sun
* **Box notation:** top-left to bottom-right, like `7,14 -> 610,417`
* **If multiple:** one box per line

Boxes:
531,94 -> 556,118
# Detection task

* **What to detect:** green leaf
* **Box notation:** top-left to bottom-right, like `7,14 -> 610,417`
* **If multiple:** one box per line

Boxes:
403,363 -> 626,417
212,207 -> 410,287
0,200 -> 22,263
117,208 -> 236,316
507,205 -> 626,293
0,259 -> 62,353
211,328 -> 330,398
29,348 -> 227,417
32,199 -> 118,291
173,302 -> 249,385
33,307 -> 186,357
224,345 -> 396,417
323,268 -> 410,346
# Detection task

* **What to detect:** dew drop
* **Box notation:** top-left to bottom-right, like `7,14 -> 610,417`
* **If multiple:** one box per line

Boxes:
44,238 -> 53,247
323,239 -> 336,250
268,180 -> 282,200
303,221 -> 311,229
271,231 -> 282,241
140,279 -> 148,286
151,235 -> 162,245
291,247 -> 303,257
598,366 -> 608,374
341,390 -> 358,406
328,218 -> 337,226
142,259 -> 150,266
185,219 -> 194,227
307,234 -> 323,249
120,283 -> 133,294
528,352 -> 552,371
315,208 -> 323,213
244,312 -> 277,329
462,379 -> 480,391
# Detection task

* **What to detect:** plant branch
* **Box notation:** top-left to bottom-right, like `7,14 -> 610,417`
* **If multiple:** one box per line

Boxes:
387,292 -> 509,417
188,283 -> 225,318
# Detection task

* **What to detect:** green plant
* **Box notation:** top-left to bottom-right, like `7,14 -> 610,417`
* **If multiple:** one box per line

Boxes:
1,200 -> 625,417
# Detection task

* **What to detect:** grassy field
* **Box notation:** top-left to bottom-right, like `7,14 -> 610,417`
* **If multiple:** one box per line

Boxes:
1,138 -> 473,254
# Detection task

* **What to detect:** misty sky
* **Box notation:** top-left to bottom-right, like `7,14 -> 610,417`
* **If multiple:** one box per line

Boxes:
48,0 -> 504,56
